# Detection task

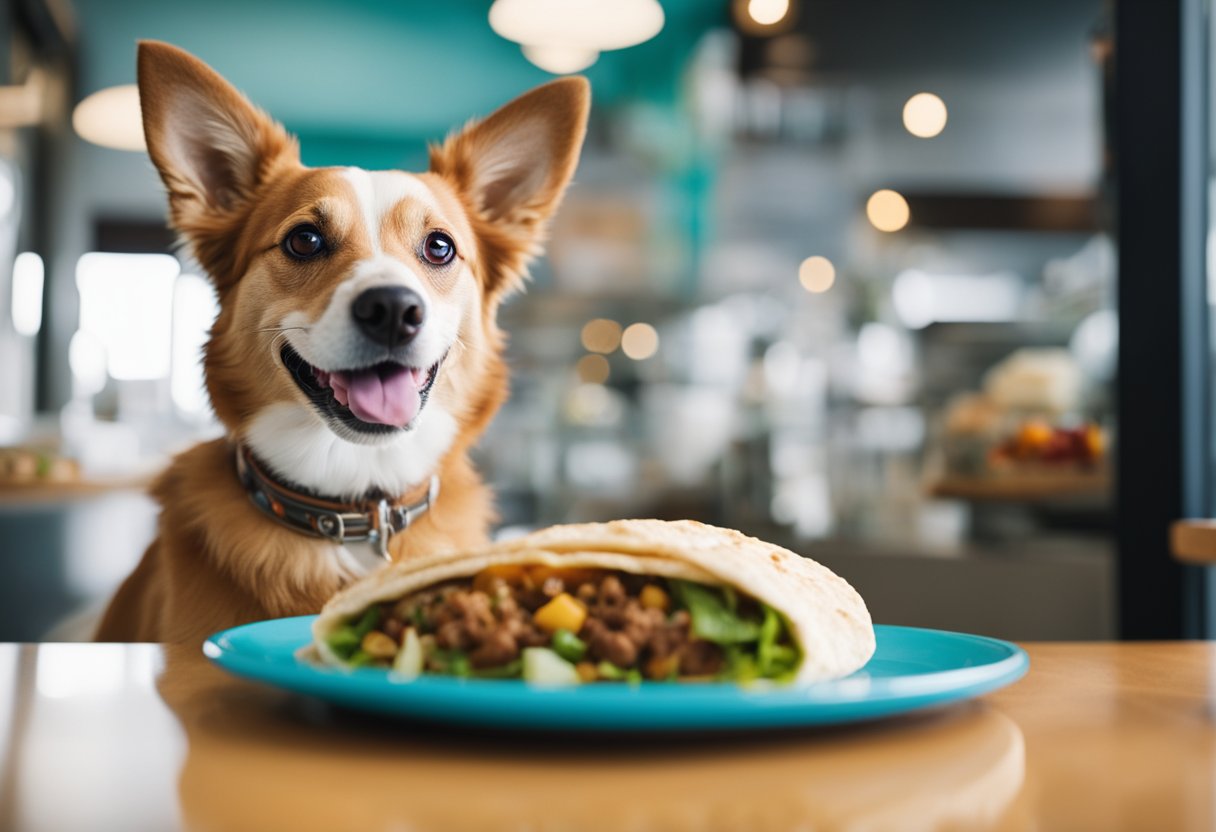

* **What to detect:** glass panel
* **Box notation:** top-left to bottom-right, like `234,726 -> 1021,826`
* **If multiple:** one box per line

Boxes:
481,0 -> 1115,639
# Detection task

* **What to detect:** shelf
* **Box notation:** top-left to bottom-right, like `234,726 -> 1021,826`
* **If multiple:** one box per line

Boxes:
927,469 -> 1110,503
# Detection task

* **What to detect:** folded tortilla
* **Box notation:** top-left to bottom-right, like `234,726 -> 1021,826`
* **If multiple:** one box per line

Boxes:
313,519 -> 875,684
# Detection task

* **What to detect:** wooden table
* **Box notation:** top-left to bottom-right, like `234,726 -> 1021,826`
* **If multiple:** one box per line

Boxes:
0,641 -> 1211,831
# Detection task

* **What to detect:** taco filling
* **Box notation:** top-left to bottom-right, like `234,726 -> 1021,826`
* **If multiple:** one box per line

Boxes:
323,566 -> 801,684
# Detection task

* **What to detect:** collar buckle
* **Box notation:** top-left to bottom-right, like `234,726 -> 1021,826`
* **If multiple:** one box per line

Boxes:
369,498 -> 392,560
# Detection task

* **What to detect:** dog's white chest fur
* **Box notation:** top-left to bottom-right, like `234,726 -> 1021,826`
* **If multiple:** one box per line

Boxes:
243,401 -> 457,498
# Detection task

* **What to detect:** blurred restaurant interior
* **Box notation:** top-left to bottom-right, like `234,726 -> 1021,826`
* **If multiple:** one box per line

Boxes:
0,0 -> 1207,643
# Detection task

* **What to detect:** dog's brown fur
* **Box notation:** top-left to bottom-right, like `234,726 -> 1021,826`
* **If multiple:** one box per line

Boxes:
96,42 -> 588,643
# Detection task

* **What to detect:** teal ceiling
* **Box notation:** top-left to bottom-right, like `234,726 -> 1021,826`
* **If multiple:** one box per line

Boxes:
72,0 -> 725,168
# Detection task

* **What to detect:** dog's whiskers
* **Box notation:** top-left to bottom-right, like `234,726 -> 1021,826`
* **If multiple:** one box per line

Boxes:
257,326 -> 309,334
267,331 -> 295,358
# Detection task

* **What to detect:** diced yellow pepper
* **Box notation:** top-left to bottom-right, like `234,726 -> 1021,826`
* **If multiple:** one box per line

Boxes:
639,584 -> 670,612
533,592 -> 587,634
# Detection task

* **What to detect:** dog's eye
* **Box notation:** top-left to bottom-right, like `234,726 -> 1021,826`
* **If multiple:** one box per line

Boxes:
283,225 -> 326,259
422,231 -> 456,266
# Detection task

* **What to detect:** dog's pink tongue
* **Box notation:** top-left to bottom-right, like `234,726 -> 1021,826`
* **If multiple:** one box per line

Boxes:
340,365 -> 422,426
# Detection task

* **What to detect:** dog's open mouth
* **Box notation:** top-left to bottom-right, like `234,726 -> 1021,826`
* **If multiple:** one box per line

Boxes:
281,344 -> 440,434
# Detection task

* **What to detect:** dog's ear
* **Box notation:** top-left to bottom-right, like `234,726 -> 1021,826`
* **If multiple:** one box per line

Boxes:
429,77 -> 590,297
138,41 -> 298,287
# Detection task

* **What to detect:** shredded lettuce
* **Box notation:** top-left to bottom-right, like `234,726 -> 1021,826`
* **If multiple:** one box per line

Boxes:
669,584 -> 800,682
720,645 -> 759,683
670,580 -> 761,644
326,627 -> 361,659
757,605 -> 780,674
327,606 -> 384,661
757,604 -> 799,679
721,585 -> 739,612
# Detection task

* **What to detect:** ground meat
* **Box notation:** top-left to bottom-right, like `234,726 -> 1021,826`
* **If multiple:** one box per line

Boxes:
583,619 -> 639,667
649,610 -> 692,659
582,589 -> 666,667
599,575 -> 627,609
380,617 -> 404,642
679,639 -> 724,676
469,629 -> 519,668
578,576 -> 706,675
376,569 -> 732,679
432,590 -> 495,650
623,603 -> 665,643
378,581 -> 547,668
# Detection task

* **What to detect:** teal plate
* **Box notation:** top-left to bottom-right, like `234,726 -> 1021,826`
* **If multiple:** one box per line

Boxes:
203,617 -> 1028,732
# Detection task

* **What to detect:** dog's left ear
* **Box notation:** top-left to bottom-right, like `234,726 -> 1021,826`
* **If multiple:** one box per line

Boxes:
430,77 -> 590,296
138,41 -> 299,287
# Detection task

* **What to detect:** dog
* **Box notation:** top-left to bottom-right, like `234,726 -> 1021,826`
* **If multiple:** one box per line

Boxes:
95,42 -> 589,643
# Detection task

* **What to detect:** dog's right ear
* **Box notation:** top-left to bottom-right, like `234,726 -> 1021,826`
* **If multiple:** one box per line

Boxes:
138,41 -> 298,286
429,77 -> 590,299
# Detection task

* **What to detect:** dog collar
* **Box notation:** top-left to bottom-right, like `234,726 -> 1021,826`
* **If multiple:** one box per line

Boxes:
234,444 -> 440,561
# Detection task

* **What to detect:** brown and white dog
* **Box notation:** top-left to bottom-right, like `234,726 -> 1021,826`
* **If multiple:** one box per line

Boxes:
95,42 -> 589,643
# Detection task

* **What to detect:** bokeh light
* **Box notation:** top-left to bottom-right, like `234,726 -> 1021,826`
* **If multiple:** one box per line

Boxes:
576,353 -> 611,384
72,85 -> 146,151
747,0 -> 789,25
621,323 -> 659,360
903,92 -> 948,138
798,256 -> 836,293
866,189 -> 910,232
521,44 -> 599,74
581,318 -> 622,354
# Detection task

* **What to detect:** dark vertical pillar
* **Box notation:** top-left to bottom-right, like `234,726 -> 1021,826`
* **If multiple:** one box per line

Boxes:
1115,0 -> 1208,638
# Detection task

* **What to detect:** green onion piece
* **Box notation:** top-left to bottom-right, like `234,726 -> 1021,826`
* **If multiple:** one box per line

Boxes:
721,585 -> 738,612
410,604 -> 428,632
719,645 -> 759,683
757,604 -> 801,679
757,604 -> 780,675
352,606 -> 382,639
765,646 -> 799,678
325,626 -> 361,660
551,629 -> 588,663
596,661 -> 630,681
348,649 -> 376,668
471,659 -> 524,679
329,607 -> 385,664
431,648 -> 472,678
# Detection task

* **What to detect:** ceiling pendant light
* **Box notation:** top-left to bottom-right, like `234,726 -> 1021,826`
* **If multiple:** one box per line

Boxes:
521,44 -> 600,75
489,0 -> 664,74
73,85 -> 146,151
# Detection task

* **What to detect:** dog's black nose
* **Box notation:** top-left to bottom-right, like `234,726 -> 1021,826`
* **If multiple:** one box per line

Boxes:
351,286 -> 426,349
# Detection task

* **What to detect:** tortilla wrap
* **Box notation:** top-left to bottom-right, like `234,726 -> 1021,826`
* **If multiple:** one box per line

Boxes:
313,519 -> 875,684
